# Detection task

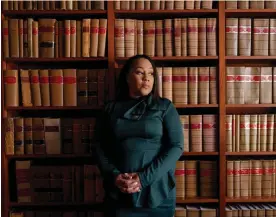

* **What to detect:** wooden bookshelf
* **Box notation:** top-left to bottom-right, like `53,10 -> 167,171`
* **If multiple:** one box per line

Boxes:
2,1 -> 276,217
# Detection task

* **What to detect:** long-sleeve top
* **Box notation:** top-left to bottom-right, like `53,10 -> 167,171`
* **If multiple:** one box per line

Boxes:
95,94 -> 184,208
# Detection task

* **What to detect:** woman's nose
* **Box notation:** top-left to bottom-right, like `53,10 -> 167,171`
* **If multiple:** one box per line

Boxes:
143,74 -> 149,81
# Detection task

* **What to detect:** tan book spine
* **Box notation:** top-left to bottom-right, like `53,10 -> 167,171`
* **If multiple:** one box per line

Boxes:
14,118 -> 24,155
267,114 -> 274,151
66,0 -> 73,10
77,69 -> 88,106
5,118 -> 14,155
50,69 -> 63,106
238,18 -> 251,56
55,22 -> 59,57
9,19 -> 19,57
240,160 -> 250,197
130,0 -> 135,10
174,0 -> 184,9
19,19 -> 23,58
50,1 -> 56,10
202,0 -> 213,9
203,115 -> 216,152
188,67 -> 198,104
190,115 -> 203,152
2,1 -> 9,10
240,115 -> 250,151
3,19 -> 9,58
44,118 -> 61,154
63,69 -> 77,106
209,67 -> 217,104
30,69 -> 42,106
244,67 -> 259,104
156,67 -> 162,97
257,115 -> 261,151
181,18 -> 187,56
231,112 -> 235,151
235,115 -> 240,151
86,0 -> 91,10
198,67 -> 209,104
185,0 -> 195,9
227,67 -> 245,104
39,70 -> 50,106
227,161 -> 234,197
76,20 -> 82,57
273,160 -> 276,196
70,20 -> 76,57
155,20 -> 164,57
165,0 -> 174,9
251,160 -> 262,196
250,0 -> 264,9
234,160 -> 240,198
151,0 -> 160,9
164,19 -> 173,56
172,67 -> 188,104
137,20 -> 143,55
265,1 -> 276,8
90,19 -> 100,57
98,19 -> 107,57
226,115 -> 233,152
226,18 -> 238,56
114,0 -> 120,9
198,18 -> 207,56
195,0 -> 201,9
262,160 -> 272,196
64,20 -> 71,57
180,115 -> 189,152
144,20 -> 155,57
250,115 -> 258,151
185,161 -> 197,198
27,18 -> 33,57
9,1 -> 13,10
162,67 -> 173,101
273,68 -> 276,103
226,1 -> 237,9
270,19 -> 276,55
44,1 -> 50,10
175,161 -> 185,199
260,114 -> 268,151
32,118 -> 46,154
144,1 -> 150,10
134,20 -> 137,55
174,18 -> 181,56
24,118 -> 33,154
60,0 -> 66,9
120,0 -> 129,10
253,19 -> 269,56
207,18 -> 217,56
260,67 -> 273,103
188,18 -> 198,56
4,70 -> 19,107
20,69 -> 32,107
200,161 -> 217,197
82,19 -> 91,57
23,20 -> 28,57
238,0 -> 249,9
136,0 -> 145,9
38,1 -> 44,10
58,21 -> 64,57
32,21 -> 39,58
115,19 -> 125,57
38,19 -> 56,58
124,19 -> 135,57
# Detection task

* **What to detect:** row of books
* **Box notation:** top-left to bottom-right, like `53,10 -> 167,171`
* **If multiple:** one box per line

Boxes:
175,206 -> 217,217
227,160 -> 276,198
226,67 -> 276,104
115,18 -> 217,57
114,0 -> 215,10
154,67 -> 217,104
3,69 -> 106,107
175,160 -> 217,198
2,0 -> 105,10
226,114 -> 276,152
3,19 -> 107,58
16,161 -> 103,203
10,211 -> 103,217
225,0 -> 276,9
226,18 -> 276,56
226,204 -> 276,217
4,118 -> 96,155
179,115 -> 217,152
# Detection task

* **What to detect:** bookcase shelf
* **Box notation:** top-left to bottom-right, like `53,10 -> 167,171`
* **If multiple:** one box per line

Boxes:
183,152 -> 219,156
2,10 -> 107,17
225,9 -> 276,17
175,104 -> 218,108
226,152 -> 276,156
176,198 -> 218,204
226,197 -> 276,203
4,57 -> 108,63
116,56 -> 218,62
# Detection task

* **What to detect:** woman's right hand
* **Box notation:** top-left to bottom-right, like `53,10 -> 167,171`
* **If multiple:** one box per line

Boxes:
115,173 -> 141,194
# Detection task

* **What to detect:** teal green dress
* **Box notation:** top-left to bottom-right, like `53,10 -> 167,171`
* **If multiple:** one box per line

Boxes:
95,94 -> 184,217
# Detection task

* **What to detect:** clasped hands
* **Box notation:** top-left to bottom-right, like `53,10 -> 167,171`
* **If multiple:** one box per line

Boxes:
115,173 -> 142,194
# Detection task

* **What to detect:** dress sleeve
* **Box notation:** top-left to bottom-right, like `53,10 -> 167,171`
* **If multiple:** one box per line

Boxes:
138,102 -> 184,188
95,103 -> 121,182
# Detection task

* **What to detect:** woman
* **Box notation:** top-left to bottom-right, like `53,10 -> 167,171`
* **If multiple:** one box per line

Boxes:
95,54 -> 184,217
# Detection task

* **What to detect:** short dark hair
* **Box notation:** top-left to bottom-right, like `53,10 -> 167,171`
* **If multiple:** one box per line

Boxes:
115,54 -> 160,101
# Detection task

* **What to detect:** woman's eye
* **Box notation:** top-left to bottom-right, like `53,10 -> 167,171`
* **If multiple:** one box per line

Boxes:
136,71 -> 143,74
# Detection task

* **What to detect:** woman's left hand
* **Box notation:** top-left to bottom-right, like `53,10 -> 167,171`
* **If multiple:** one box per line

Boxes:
119,173 -> 142,194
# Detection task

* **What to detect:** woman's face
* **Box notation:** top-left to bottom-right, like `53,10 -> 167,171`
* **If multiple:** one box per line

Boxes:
127,58 -> 155,97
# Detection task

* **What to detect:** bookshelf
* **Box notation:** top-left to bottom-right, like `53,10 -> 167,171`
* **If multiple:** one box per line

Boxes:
2,1 -> 276,217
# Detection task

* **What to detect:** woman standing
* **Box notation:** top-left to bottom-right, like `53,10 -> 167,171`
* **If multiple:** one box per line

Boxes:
95,55 -> 184,217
